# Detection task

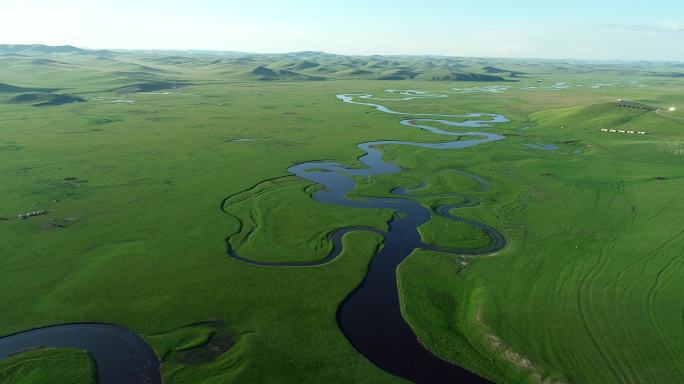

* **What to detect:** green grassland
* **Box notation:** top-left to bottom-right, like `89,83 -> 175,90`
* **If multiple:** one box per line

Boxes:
0,348 -> 96,384
1,45 -> 683,383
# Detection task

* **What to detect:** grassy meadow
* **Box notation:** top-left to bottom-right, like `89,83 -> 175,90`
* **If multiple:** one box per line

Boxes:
1,45 -> 683,383
0,348 -> 95,384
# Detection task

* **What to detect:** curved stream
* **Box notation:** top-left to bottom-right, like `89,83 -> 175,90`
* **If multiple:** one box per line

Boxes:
0,324 -> 161,384
225,93 -> 509,383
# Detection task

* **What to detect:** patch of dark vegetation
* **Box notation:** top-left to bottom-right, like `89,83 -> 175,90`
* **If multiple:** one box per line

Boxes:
6,93 -> 48,103
0,144 -> 24,151
349,69 -> 373,75
377,70 -> 418,80
451,72 -> 514,81
35,94 -> 86,107
0,52 -> 29,58
0,82 -> 55,93
312,66 -> 337,73
291,60 -> 320,70
251,66 -> 277,77
431,72 -> 516,82
89,118 -> 123,125
483,66 -> 526,77
40,218 -> 76,230
5,92 -> 85,106
112,81 -> 189,93
542,173 -> 554,177
482,66 -> 508,73
648,72 -> 684,78
377,75 -> 404,80
616,100 -> 657,111
250,66 -> 325,81
176,321 -> 236,364
655,176 -> 667,180
30,58 -> 61,66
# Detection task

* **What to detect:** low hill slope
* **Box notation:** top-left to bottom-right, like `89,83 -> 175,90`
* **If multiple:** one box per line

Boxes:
430,72 -> 514,82
247,66 -> 325,81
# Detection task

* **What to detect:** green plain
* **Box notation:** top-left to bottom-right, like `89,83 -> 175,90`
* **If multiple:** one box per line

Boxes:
1,47 -> 683,383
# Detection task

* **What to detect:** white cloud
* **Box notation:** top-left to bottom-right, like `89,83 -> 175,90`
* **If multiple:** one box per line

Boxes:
594,23 -> 684,34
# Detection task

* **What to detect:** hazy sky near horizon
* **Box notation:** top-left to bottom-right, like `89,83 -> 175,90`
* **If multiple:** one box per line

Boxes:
3,0 -> 683,60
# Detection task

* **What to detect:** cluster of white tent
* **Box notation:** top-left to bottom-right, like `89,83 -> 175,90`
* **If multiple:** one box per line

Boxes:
601,129 -> 647,135
18,210 -> 47,220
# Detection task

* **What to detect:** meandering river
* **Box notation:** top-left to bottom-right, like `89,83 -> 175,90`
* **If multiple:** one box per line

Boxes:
226,92 -> 509,383
0,91 -> 509,384
0,324 -> 161,384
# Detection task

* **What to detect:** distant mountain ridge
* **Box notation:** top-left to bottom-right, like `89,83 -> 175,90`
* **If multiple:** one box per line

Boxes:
0,44 -> 84,54
1,44 -> 681,87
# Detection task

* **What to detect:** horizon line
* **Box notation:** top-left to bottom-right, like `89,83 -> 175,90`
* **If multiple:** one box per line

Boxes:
2,42 -> 684,64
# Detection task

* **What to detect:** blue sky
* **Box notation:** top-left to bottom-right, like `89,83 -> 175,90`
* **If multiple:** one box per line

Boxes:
3,0 -> 683,60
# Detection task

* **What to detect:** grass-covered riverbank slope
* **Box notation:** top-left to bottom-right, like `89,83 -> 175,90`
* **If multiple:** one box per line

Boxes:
0,348 -> 95,384
1,45 -> 683,383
